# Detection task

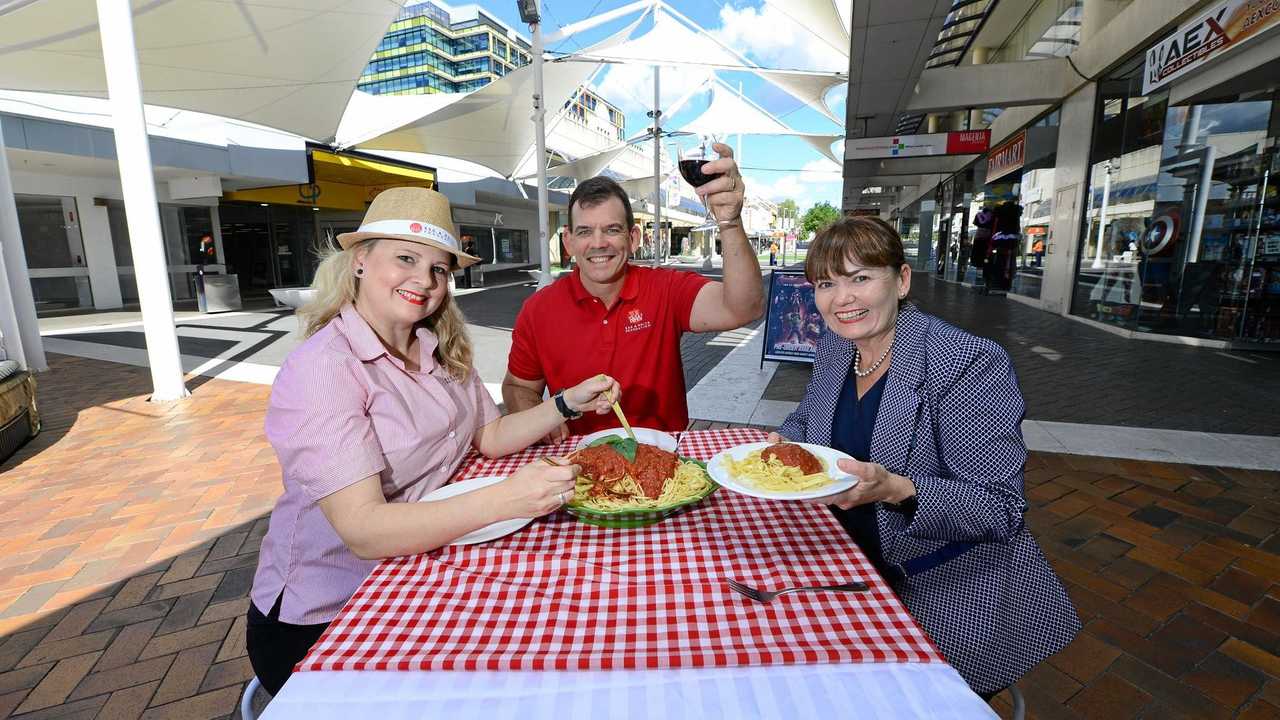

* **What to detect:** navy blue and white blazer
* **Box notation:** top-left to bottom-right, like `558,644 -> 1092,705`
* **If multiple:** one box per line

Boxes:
779,304 -> 1080,694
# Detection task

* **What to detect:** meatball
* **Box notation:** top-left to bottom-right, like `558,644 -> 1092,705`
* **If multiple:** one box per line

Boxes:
630,444 -> 680,499
571,445 -> 629,484
761,443 -> 822,475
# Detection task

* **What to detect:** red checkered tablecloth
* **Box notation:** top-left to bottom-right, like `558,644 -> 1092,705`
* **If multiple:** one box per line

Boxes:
297,428 -> 944,673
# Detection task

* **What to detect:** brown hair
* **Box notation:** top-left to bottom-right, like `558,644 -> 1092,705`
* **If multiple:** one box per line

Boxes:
804,216 -> 907,283
568,175 -> 635,231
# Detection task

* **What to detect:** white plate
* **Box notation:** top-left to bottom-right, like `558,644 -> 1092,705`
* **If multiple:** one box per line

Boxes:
575,427 -> 678,452
707,441 -> 858,501
419,475 -> 532,545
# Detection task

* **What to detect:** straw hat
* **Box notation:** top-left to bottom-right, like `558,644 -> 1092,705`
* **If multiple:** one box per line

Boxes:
337,187 -> 481,268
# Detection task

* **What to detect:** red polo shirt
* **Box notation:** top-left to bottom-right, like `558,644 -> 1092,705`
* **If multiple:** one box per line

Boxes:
508,265 -> 711,434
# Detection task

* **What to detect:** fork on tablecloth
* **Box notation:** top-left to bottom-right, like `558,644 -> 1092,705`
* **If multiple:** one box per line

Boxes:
726,578 -> 869,603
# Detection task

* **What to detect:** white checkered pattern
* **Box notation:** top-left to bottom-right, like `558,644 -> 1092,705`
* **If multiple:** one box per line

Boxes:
297,429 -> 944,673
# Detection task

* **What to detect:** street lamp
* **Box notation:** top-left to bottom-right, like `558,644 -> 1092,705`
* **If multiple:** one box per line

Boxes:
516,0 -> 539,24
517,0 -> 551,287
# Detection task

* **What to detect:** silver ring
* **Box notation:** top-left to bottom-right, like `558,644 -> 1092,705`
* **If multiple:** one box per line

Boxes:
560,490 -> 572,504
730,176 -> 737,191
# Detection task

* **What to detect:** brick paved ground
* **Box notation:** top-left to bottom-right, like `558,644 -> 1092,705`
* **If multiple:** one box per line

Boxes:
0,355 -> 1277,719
765,274 -> 1280,436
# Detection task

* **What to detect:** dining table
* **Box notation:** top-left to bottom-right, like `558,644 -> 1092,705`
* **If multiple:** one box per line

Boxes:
260,428 -> 997,719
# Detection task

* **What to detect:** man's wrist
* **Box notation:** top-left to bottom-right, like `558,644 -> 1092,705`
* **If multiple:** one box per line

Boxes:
553,392 -> 582,419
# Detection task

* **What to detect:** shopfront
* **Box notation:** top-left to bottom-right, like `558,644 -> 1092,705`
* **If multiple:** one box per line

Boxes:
974,117 -> 1061,299
1072,50 -> 1280,346
932,166 -> 979,283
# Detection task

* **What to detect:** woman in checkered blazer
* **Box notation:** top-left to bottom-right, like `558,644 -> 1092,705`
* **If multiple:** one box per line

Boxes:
774,217 -> 1080,698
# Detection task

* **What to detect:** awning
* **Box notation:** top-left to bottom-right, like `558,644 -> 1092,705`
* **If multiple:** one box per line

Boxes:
0,0 -> 403,142
222,149 -> 436,211
678,79 -> 798,136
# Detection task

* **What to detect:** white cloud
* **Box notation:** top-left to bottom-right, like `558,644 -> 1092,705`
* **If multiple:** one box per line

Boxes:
593,63 -> 711,117
711,3 -> 846,73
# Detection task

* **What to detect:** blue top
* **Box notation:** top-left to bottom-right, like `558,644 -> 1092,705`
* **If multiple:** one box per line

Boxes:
829,363 -> 891,576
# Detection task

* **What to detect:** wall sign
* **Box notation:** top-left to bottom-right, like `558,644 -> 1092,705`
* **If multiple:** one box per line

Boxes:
845,130 -> 990,160
986,130 -> 1027,182
1144,0 -> 1280,94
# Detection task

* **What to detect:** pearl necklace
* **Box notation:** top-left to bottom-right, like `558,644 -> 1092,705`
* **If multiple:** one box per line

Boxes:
853,344 -> 892,378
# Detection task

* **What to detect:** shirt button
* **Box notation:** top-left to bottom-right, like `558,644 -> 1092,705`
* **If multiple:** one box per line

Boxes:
603,319 -> 608,324
448,431 -> 456,439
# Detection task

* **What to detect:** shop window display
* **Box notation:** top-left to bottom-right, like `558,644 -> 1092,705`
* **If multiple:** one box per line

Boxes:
1074,65 -> 1279,346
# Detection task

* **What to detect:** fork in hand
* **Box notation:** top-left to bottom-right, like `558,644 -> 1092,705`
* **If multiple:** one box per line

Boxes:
726,578 -> 869,603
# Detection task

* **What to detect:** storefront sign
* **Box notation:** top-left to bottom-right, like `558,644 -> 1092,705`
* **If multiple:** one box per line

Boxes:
986,131 -> 1027,182
1143,0 -> 1280,94
844,130 -> 990,160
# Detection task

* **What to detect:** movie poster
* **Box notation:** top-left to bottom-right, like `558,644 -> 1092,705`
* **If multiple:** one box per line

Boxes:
762,271 -> 825,363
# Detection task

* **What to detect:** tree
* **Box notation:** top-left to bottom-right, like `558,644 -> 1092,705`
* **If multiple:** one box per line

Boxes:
801,201 -> 840,237
777,198 -> 799,217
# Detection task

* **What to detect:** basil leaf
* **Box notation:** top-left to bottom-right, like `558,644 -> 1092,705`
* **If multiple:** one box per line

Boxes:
587,435 -> 637,462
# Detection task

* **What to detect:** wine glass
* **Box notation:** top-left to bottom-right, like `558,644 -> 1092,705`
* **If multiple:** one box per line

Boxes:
679,135 -> 731,229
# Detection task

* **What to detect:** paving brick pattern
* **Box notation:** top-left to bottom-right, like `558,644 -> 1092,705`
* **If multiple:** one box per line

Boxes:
0,357 -> 1277,718
764,275 -> 1280,435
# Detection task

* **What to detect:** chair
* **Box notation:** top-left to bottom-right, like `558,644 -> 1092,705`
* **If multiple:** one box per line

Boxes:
240,676 -> 263,720
1009,685 -> 1026,720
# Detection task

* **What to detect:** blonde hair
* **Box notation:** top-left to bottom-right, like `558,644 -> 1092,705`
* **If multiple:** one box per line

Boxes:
298,239 -> 474,381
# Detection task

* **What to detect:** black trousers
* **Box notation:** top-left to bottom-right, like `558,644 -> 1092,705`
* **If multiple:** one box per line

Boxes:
246,594 -> 329,696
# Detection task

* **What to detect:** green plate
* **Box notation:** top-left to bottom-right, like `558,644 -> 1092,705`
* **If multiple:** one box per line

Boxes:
564,457 -> 718,528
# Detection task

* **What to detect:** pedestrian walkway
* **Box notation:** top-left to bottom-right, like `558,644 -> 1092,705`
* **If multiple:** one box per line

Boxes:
1,353 -> 1277,719
702,274 -> 1280,470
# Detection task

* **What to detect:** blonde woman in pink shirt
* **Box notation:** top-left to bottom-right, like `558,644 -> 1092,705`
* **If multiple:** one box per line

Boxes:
247,188 -> 619,696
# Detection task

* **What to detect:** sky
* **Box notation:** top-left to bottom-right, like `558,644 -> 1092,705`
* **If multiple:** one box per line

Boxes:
470,0 -> 847,211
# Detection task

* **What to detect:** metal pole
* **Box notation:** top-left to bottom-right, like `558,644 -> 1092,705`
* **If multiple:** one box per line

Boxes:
652,65 -> 662,265
532,0 -> 552,288
1091,162 -> 1112,270
96,0 -> 188,401
0,116 -> 44,370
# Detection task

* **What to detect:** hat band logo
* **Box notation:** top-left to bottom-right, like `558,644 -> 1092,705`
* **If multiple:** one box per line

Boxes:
357,219 -> 459,250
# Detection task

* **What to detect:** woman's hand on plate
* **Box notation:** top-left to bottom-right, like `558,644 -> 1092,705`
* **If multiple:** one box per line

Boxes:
802,458 -> 916,510
500,458 -> 579,518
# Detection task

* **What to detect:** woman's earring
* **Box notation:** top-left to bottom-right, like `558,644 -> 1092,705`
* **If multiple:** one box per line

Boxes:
355,267 -> 364,277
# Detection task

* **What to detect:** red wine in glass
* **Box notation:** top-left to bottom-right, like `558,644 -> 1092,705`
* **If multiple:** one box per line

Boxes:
679,159 -> 722,188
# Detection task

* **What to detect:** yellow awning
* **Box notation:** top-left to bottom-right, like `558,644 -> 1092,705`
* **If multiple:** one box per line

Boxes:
223,149 -> 436,211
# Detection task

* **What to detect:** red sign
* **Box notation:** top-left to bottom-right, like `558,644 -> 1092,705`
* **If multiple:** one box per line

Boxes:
945,130 -> 991,154
986,130 -> 1027,182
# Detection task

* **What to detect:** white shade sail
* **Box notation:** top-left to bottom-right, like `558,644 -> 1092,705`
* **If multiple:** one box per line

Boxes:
0,0 -> 403,142
760,0 -> 850,62
798,133 -> 844,167
544,145 -> 631,182
335,91 -> 466,149
754,70 -> 845,125
567,6 -> 745,70
678,79 -> 797,137
350,59 -> 602,178
557,3 -> 844,127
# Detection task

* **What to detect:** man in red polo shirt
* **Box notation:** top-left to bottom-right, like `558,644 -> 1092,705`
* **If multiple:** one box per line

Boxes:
503,144 -> 764,441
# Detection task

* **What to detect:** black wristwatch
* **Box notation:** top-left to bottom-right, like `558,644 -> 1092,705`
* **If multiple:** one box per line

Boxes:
553,392 -> 581,420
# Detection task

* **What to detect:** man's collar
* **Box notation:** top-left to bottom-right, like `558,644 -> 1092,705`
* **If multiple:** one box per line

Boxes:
568,264 -> 639,305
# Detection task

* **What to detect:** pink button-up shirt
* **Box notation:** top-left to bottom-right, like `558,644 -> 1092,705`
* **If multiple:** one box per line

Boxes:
252,304 -> 500,625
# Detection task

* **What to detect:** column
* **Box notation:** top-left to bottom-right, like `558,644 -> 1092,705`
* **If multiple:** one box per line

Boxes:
0,116 -> 46,371
1039,81 -> 1098,315
926,114 -> 940,133
96,0 -> 188,401
76,194 -> 124,309
969,47 -> 991,129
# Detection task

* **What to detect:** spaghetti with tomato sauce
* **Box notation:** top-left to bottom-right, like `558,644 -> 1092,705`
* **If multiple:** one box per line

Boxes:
569,443 -> 713,511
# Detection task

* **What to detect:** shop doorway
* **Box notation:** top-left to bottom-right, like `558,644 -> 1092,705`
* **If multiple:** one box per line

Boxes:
219,204 -> 318,298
